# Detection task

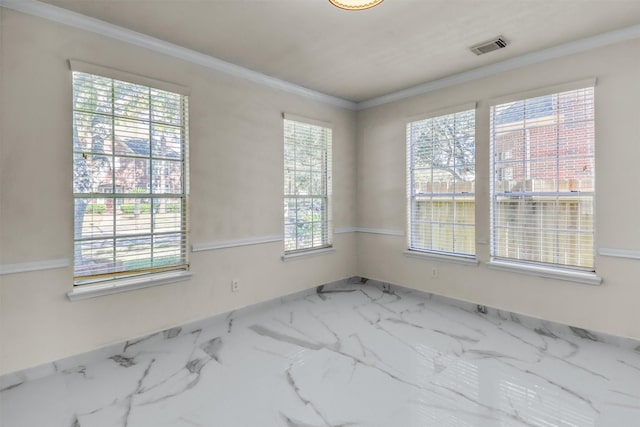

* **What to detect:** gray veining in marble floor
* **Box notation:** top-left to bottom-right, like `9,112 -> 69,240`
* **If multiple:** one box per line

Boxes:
2,278 -> 640,427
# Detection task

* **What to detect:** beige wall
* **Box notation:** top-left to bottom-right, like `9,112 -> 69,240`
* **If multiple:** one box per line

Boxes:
356,38 -> 640,341
0,9 -> 357,375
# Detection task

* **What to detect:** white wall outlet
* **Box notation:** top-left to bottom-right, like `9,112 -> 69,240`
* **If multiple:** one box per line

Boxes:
431,268 -> 439,278
231,279 -> 240,292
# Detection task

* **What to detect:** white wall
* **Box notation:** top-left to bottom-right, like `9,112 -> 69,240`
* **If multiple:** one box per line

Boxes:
0,9 -> 357,375
356,38 -> 640,341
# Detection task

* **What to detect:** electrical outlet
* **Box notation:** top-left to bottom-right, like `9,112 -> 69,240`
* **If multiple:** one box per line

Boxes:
431,267 -> 438,278
231,279 -> 240,292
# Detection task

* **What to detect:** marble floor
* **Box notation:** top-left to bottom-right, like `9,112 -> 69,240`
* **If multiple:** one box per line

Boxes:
2,279 -> 640,427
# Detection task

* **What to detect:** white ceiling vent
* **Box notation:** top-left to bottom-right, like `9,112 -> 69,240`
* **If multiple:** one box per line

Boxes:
469,36 -> 509,55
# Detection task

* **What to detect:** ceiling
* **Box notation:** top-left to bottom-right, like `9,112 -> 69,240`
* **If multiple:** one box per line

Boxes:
39,0 -> 640,103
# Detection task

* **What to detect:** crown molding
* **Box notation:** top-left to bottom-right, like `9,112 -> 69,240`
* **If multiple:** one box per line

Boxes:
3,1 -> 640,111
0,0 -> 357,110
357,23 -> 640,110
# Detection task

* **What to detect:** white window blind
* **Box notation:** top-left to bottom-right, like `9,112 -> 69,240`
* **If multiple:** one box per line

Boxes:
407,108 -> 476,256
283,115 -> 332,253
72,71 -> 188,284
490,86 -> 595,270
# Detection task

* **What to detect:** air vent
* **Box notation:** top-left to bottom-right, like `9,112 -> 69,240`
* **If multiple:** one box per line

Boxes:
469,36 -> 509,55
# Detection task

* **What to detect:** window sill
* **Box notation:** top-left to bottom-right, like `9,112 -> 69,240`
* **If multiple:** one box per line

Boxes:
281,247 -> 335,261
403,250 -> 479,266
487,259 -> 602,286
67,270 -> 192,301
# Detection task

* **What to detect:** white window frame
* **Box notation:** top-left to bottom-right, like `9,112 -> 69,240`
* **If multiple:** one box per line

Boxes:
283,113 -> 333,255
70,61 -> 190,293
406,103 -> 477,259
489,79 -> 597,274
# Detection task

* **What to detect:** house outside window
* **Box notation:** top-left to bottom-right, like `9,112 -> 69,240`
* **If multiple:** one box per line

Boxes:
407,107 -> 476,256
490,86 -> 595,270
72,68 -> 188,285
283,114 -> 332,253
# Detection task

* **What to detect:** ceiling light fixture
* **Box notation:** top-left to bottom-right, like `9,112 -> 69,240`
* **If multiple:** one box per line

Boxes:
329,0 -> 384,11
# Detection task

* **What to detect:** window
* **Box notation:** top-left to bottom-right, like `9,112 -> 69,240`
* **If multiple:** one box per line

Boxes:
490,86 -> 595,270
72,70 -> 188,285
407,107 -> 476,256
283,114 -> 332,253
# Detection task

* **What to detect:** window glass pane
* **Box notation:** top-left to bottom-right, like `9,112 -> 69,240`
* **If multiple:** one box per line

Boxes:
432,196 -> 454,223
74,198 -> 114,242
454,224 -> 475,255
74,238 -> 115,277
116,236 -> 152,271
412,141 -> 433,169
116,198 -> 152,235
114,80 -> 149,119
114,157 -> 150,193
310,172 -> 324,195
153,233 -> 184,268
295,141 -> 310,169
432,224 -> 454,253
284,198 -> 296,222
73,72 -> 112,115
412,198 -> 431,222
494,129 -> 524,162
151,89 -> 183,126
152,124 -> 183,159
411,221 -> 431,250
412,169 -> 430,194
296,197 -> 313,225
153,198 -> 183,233
152,160 -> 183,194
284,223 -> 297,252
73,154 -> 113,194
560,156 -> 594,192
73,112 -> 114,154
527,124 -> 559,161
312,221 -> 325,248
455,165 -> 475,194
294,171 -> 311,195
527,159 -> 558,184
114,118 -> 150,157
431,169 -> 455,193
455,198 -> 475,225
